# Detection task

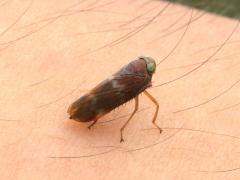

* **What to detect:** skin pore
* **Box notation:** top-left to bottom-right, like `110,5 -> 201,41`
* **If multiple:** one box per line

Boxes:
0,0 -> 240,179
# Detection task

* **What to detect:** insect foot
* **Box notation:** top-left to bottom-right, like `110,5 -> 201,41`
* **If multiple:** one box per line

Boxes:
159,128 -> 163,134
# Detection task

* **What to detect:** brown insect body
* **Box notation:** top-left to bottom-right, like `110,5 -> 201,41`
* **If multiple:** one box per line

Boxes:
68,57 -> 152,121
68,56 -> 161,142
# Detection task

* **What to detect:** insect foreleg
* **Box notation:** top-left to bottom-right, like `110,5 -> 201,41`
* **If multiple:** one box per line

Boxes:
120,96 -> 139,142
144,90 -> 162,134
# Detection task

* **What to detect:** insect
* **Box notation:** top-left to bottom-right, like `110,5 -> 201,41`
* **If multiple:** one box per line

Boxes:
67,56 -> 162,142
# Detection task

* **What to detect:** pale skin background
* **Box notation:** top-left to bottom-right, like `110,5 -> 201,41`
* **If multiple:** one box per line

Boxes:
0,0 -> 240,179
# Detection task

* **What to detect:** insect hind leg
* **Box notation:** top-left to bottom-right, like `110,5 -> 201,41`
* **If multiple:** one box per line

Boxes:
120,96 -> 139,142
144,90 -> 162,134
88,119 -> 98,129
88,110 -> 106,129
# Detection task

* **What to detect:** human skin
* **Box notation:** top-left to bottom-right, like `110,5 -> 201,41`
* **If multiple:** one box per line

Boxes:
0,0 -> 240,179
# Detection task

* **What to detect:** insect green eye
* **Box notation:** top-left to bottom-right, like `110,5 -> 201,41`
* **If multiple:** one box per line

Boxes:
138,56 -> 156,74
147,62 -> 156,74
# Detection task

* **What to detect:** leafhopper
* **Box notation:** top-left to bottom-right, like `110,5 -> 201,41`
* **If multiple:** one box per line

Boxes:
67,56 -> 162,142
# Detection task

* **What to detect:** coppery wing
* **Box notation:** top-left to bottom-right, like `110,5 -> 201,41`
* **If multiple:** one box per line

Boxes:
68,58 -> 153,122
90,73 -> 151,112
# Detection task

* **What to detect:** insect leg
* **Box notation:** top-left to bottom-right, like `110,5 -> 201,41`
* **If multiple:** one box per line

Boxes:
88,119 -> 98,129
120,96 -> 139,142
143,90 -> 162,134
